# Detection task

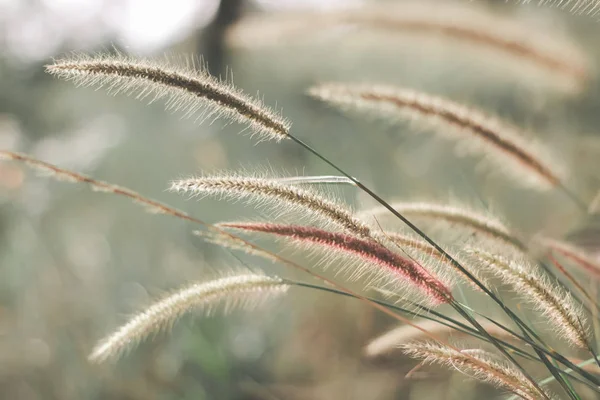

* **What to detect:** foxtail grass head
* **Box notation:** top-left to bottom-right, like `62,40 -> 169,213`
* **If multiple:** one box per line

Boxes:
88,273 -> 289,363
46,53 -> 291,142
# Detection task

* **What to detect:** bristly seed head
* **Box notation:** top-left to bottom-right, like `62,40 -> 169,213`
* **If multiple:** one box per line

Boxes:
310,83 -> 566,191
219,222 -> 453,305
170,174 -> 373,238
88,273 -> 288,364
46,53 -> 291,142
402,341 -> 553,400
467,248 -> 589,348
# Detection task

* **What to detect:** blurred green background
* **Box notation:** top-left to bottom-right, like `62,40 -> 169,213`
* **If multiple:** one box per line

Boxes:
2,0 -> 600,399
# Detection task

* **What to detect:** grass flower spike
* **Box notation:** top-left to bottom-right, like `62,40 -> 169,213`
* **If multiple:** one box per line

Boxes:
170,174 -> 373,238
310,84 -> 566,191
46,53 -> 291,141
219,222 -> 453,305
89,274 -> 289,363
468,249 -> 589,348
402,342 -> 552,400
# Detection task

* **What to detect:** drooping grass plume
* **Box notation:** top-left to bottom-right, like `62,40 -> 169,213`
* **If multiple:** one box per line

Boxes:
402,341 -> 552,400
360,202 -> 523,251
365,318 -> 516,359
201,225 -> 483,291
467,248 -> 589,348
310,84 -> 567,191
89,273 -> 289,363
46,53 -> 290,142
218,222 -> 453,305
228,2 -> 589,92
170,174 -> 373,238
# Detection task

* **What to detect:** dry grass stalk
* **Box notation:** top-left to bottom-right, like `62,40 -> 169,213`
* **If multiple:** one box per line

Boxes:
402,341 -> 552,400
170,174 -> 372,238
365,318 -> 518,359
310,84 -> 565,190
218,222 -> 453,305
468,249 -> 589,348
46,53 -> 290,141
0,150 -> 184,216
89,274 -> 289,363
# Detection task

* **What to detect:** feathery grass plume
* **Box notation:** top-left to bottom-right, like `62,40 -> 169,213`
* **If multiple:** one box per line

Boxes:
170,174 -> 373,238
310,84 -> 566,190
227,2 -> 588,92
467,248 -> 589,348
365,319 -> 517,359
384,231 -> 490,290
539,237 -> 600,278
360,202 -> 523,251
46,53 -> 290,142
89,274 -> 288,363
402,341 -> 552,400
218,222 -> 452,305
197,227 -> 467,292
